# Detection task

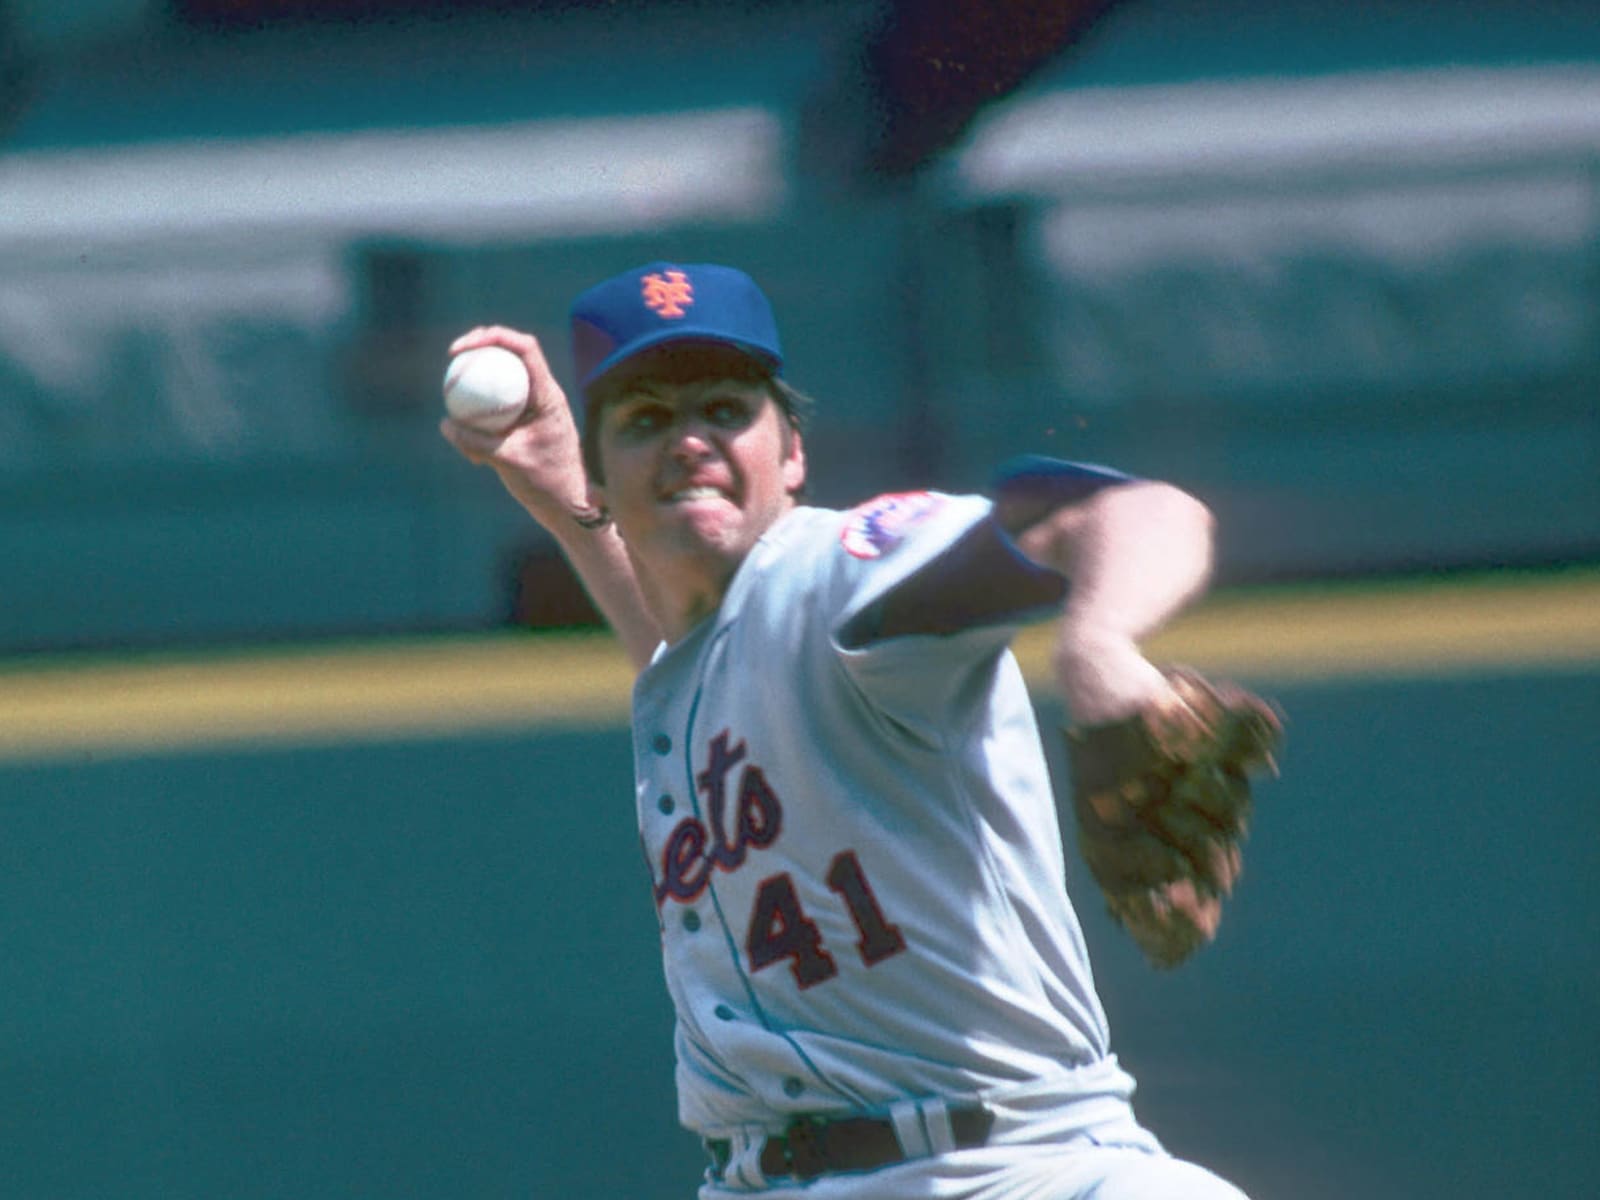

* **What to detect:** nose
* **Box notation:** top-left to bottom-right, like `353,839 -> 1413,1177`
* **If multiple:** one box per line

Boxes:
665,414 -> 717,461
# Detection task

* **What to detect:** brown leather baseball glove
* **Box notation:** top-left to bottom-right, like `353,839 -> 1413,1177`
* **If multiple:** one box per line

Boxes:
1064,668 -> 1284,968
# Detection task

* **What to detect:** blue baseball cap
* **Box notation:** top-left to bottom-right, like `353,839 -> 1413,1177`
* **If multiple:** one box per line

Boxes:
569,262 -> 783,394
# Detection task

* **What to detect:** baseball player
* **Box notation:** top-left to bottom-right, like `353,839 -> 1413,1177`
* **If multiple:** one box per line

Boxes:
439,262 -> 1281,1198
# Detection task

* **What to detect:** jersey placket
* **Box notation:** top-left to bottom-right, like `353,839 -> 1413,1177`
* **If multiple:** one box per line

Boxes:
645,621 -> 860,1117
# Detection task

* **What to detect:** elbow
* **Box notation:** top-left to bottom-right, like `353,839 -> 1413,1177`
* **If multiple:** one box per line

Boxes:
1012,478 -> 1215,576
1142,482 -> 1216,576
1151,482 -> 1215,542
1105,479 -> 1215,542
1095,480 -> 1216,588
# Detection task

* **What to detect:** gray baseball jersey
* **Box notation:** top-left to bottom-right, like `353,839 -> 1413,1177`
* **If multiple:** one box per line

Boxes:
630,482 -> 1136,1143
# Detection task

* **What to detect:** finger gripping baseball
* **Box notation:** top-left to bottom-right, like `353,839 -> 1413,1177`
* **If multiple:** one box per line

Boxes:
1065,668 -> 1284,968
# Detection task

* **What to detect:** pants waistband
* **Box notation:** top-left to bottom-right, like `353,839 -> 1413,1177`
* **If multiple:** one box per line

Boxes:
705,1101 -> 994,1184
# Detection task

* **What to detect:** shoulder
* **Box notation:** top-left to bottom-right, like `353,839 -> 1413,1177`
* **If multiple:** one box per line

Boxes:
730,496 -> 986,618
837,492 -> 965,561
766,493 -> 992,577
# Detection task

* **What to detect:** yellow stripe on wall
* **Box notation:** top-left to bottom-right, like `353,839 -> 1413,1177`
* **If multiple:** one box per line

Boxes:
1015,569 -> 1600,686
0,635 -> 637,763
1,570 -> 1596,764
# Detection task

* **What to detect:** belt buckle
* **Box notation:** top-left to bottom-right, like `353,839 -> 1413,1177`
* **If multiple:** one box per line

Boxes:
780,1115 -> 827,1181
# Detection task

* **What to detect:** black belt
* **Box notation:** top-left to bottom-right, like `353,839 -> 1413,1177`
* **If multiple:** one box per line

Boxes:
705,1105 -> 994,1182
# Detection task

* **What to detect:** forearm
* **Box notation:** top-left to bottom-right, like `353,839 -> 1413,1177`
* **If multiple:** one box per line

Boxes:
540,514 -> 662,673
436,323 -> 663,672
1012,482 -> 1215,724
443,442 -> 659,672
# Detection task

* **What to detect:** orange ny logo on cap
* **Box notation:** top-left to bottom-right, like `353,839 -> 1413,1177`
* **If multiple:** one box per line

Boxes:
641,269 -> 694,319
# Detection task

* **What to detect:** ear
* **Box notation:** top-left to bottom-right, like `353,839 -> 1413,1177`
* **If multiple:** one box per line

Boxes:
781,427 -> 806,497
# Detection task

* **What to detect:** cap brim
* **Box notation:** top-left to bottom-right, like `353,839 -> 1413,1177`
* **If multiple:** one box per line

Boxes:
580,327 -> 781,392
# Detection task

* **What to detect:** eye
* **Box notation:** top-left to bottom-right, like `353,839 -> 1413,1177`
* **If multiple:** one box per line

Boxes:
615,403 -> 670,437
704,395 -> 756,429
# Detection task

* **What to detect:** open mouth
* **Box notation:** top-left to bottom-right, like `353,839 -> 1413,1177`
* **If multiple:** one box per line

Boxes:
663,484 -> 729,504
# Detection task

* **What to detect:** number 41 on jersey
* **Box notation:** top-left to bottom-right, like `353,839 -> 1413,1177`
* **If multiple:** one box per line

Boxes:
746,850 -> 907,989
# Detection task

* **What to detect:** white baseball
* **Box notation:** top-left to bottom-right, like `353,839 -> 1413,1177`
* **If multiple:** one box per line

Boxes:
442,346 -> 530,434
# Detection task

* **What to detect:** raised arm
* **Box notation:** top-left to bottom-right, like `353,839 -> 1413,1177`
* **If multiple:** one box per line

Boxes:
438,326 -> 662,671
1003,478 -> 1215,724
847,461 -> 1212,717
1000,466 -> 1282,969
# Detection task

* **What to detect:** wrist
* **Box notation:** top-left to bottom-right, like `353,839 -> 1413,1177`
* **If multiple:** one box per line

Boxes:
508,475 -> 603,531
1053,626 -> 1167,727
531,497 -> 611,537
571,503 -> 611,531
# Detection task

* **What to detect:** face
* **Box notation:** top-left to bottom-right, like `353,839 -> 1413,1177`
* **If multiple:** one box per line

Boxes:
592,375 -> 806,587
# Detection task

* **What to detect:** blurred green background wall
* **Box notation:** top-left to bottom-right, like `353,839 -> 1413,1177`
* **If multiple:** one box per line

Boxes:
2,654 -> 1596,1199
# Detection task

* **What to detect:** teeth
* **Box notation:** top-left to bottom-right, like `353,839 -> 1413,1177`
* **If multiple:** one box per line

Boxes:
668,486 -> 722,502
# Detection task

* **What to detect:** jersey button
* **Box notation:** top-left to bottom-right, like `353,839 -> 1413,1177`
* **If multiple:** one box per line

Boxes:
682,911 -> 701,932
657,793 -> 675,815
782,1077 -> 804,1098
714,1004 -> 736,1021
651,733 -> 672,755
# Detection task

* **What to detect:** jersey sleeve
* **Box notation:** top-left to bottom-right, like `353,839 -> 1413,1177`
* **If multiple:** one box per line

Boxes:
836,457 -> 1137,649
989,454 -> 1137,530
822,499 -> 1037,737
819,460 -> 1135,731
835,503 -> 1064,649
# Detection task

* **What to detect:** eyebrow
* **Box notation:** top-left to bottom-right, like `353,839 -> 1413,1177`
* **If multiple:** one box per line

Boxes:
617,379 -> 760,406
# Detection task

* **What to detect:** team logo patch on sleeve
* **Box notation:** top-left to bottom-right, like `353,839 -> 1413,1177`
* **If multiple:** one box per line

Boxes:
840,492 -> 946,559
